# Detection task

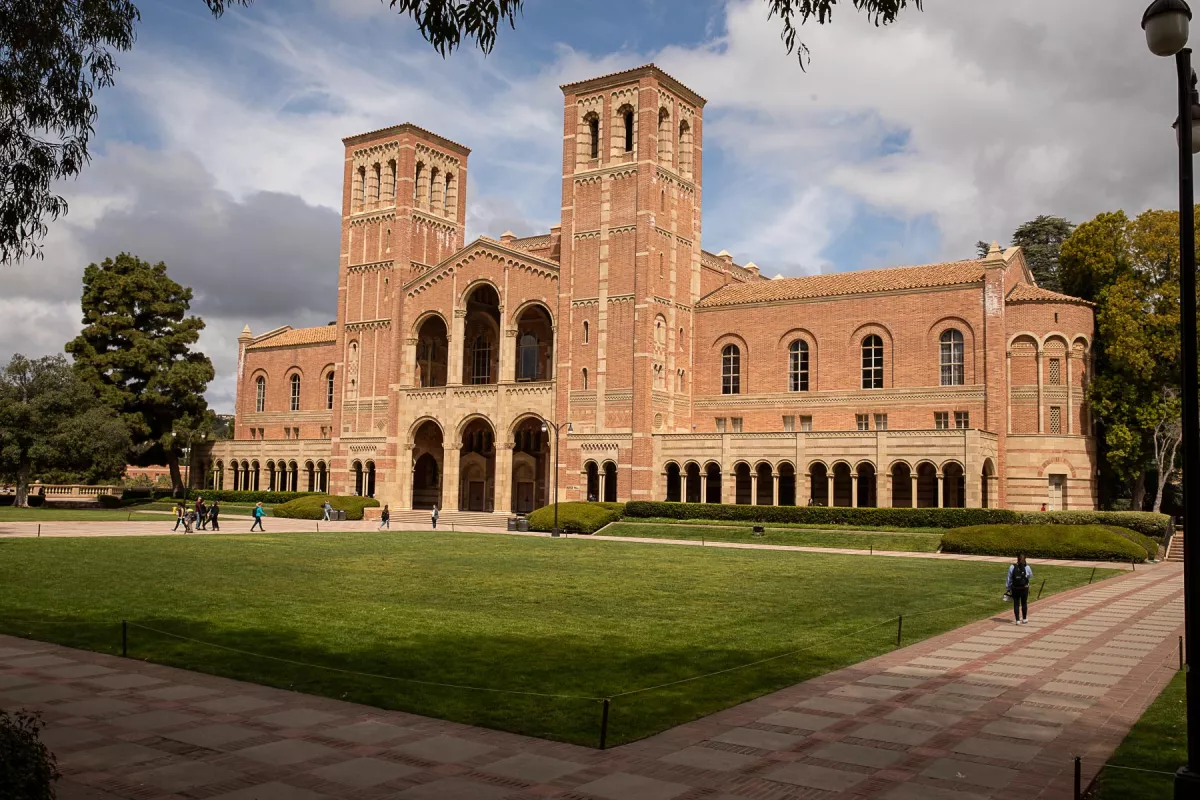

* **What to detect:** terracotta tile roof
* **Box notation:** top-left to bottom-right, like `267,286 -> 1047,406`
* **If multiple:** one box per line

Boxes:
1006,283 -> 1094,306
247,325 -> 338,350
696,260 -> 986,308
508,234 -> 551,250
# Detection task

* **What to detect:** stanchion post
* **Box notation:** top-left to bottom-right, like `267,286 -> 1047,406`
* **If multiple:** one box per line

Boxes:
1089,566 -> 1096,585
121,620 -> 127,658
1037,579 -> 1047,600
37,524 -> 41,538
1183,635 -> 1186,671
1074,755 -> 1082,800
897,615 -> 903,647
599,698 -> 610,750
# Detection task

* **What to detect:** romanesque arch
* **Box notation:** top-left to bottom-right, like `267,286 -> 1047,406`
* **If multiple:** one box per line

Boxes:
584,460 -> 600,502
412,419 -> 444,510
414,312 -> 449,387
778,462 -> 797,506
602,460 -> 618,503
755,461 -> 773,506
832,462 -> 853,507
856,461 -> 878,508
511,415 -> 549,513
916,461 -> 938,508
809,462 -> 829,506
665,462 -> 682,502
943,461 -> 966,508
459,416 -> 496,511
733,461 -> 752,505
514,303 -> 554,383
463,284 -> 501,385
890,461 -> 913,508
704,462 -> 722,504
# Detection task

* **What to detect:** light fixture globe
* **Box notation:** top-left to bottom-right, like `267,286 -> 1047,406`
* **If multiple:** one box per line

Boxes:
1143,0 -> 1192,56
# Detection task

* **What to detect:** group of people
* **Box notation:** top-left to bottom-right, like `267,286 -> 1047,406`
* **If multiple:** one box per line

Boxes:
172,497 -> 220,533
372,504 -> 439,529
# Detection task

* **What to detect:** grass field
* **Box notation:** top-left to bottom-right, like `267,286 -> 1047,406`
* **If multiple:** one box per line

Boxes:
628,517 -> 947,534
0,503 -> 267,522
1095,671 -> 1184,799
0,531 -> 1116,746
602,521 -> 944,552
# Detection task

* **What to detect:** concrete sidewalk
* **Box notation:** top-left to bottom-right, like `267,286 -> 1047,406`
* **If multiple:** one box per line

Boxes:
0,564 -> 1183,799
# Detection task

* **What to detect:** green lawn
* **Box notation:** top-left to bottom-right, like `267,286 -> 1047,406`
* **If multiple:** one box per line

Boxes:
629,516 -> 947,534
603,521 -> 944,553
1096,671 -> 1185,799
0,531 -> 1115,746
0,504 -> 267,522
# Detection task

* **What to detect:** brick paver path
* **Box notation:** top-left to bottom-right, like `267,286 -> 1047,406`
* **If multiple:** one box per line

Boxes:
0,562 -> 1182,799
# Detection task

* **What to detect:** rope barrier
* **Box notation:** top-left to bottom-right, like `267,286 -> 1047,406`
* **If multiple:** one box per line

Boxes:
1096,763 -> 1176,777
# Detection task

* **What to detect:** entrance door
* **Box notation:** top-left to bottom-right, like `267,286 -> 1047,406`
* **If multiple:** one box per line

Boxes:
516,482 -> 534,514
468,481 -> 485,512
1048,475 -> 1066,510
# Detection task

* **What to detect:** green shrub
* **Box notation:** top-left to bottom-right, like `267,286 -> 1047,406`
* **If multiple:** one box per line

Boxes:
1018,510 -> 1171,540
0,710 -> 60,800
528,502 -> 624,534
624,501 -> 1018,529
271,495 -> 380,521
25,495 -> 44,508
941,525 -> 1148,562
1102,526 -> 1159,560
186,489 -> 322,504
97,494 -> 123,508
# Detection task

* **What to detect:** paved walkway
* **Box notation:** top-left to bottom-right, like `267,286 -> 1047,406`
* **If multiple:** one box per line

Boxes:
0,564 -> 1182,799
0,520 -> 1147,570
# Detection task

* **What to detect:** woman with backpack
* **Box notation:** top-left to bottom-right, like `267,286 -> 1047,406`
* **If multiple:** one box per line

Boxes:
1006,553 -> 1032,624
378,505 -> 390,530
208,500 -> 220,531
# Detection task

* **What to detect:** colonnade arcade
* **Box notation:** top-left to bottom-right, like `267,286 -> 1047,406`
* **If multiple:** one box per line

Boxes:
203,459 -> 330,493
405,414 -> 551,514
662,458 -> 997,508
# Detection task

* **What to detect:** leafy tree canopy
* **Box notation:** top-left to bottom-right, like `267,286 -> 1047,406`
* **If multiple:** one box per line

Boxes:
2,0 -> 921,264
65,253 -> 214,495
0,354 -> 131,506
977,215 -> 1075,291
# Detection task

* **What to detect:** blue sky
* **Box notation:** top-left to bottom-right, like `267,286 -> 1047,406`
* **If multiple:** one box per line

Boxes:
4,0 -> 1181,410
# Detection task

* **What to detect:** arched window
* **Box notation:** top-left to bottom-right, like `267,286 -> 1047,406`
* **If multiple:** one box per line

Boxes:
289,373 -> 300,411
624,108 -> 634,151
655,315 -> 667,347
678,119 -> 692,177
414,162 -> 427,207
654,363 -> 666,390
661,188 -> 666,212
255,376 -> 266,412
429,166 -> 442,214
582,368 -> 588,390
356,166 -> 366,209
387,159 -> 397,199
657,107 -> 670,163
722,344 -> 741,395
659,252 -> 665,277
325,371 -> 335,409
940,329 -> 965,386
518,332 -> 539,381
371,163 -> 381,205
789,340 -> 809,392
471,335 -> 492,384
862,335 -> 884,389
588,114 -> 600,159
582,320 -> 589,344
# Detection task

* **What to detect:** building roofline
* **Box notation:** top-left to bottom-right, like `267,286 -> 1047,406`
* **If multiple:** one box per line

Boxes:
342,123 -> 471,156
561,63 -> 707,107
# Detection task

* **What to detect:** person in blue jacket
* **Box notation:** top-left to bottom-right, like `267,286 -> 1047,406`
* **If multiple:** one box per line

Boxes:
251,502 -> 266,532
1006,553 -> 1032,624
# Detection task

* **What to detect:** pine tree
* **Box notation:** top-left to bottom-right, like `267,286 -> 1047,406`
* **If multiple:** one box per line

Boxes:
66,253 -> 215,496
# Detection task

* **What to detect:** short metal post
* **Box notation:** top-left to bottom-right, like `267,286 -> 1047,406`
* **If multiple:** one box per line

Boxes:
1037,579 -> 1046,600
1132,558 -> 1136,571
37,524 -> 40,538
121,620 -> 127,657
1074,755 -> 1082,799
316,522 -> 319,533
870,543 -> 874,556
599,698 -> 610,750
1089,566 -> 1096,585
1183,635 -> 1187,671
897,615 -> 903,647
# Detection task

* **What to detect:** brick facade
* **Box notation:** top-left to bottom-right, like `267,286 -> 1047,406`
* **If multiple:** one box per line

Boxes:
203,64 -> 1097,513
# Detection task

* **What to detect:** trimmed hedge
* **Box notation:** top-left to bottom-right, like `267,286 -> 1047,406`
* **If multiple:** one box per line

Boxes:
528,502 -> 625,534
941,525 -> 1148,562
1017,511 -> 1171,540
97,494 -> 123,508
1102,526 -> 1159,560
624,501 -> 1018,529
271,495 -> 380,521
185,489 -> 321,504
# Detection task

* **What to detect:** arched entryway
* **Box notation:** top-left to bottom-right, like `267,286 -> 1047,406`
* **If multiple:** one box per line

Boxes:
891,462 -> 913,508
584,461 -> 600,502
305,461 -> 315,492
289,461 -> 299,493
916,462 -> 938,508
459,417 -> 496,511
734,463 -> 752,504
316,461 -> 328,493
856,463 -> 877,508
705,463 -> 722,504
602,461 -> 618,502
684,463 -> 701,503
511,417 -> 549,513
463,285 -> 500,385
832,463 -> 853,507
755,463 -> 773,505
415,315 -> 448,387
249,461 -> 260,491
352,461 -> 364,496
809,463 -> 829,506
412,420 -> 444,509
665,463 -> 682,502
778,463 -> 796,506
943,462 -> 966,508
266,460 -> 278,491
982,458 -> 995,508
515,305 -> 554,383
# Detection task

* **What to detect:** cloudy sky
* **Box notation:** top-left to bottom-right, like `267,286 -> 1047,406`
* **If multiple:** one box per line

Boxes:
5,0 -> 1182,411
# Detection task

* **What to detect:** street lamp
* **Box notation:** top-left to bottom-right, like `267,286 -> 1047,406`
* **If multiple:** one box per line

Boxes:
174,429 -> 207,498
540,418 -> 573,537
1143,2 -> 1200,795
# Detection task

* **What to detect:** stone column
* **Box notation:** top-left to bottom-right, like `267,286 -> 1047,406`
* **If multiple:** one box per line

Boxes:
1067,353 -> 1075,434
827,474 -> 834,507
494,443 -> 513,514
751,472 -> 759,505
937,473 -> 945,508
851,474 -> 859,508
399,443 -> 414,510
450,309 -> 467,385
911,473 -> 919,508
1006,351 -> 1013,434
598,470 -> 606,504
722,467 -> 734,505
799,471 -> 811,506
1036,349 -> 1045,433
700,473 -> 708,504
772,473 -> 780,507
444,447 -> 461,511
501,329 -> 517,384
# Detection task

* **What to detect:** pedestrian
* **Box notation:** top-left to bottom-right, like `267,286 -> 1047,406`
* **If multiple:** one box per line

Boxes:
251,501 -> 266,532
1006,553 -> 1032,625
379,504 -> 390,530
431,504 -> 439,529
195,496 -> 207,530
1040,502 -> 1047,512
183,509 -> 195,534
208,500 -> 220,531
172,502 -> 185,532
322,500 -> 333,521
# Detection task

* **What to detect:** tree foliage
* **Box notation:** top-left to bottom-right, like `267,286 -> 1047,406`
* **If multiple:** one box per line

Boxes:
1059,207 -> 1193,510
977,215 -> 1075,291
65,253 -> 214,496
3,0 -> 921,264
0,354 -> 130,506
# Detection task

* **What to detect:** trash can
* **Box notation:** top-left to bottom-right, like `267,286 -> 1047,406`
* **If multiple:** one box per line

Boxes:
517,518 -> 529,532
336,509 -> 347,521
507,517 -> 518,531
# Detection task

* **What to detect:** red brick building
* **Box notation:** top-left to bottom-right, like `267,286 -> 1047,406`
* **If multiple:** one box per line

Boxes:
204,64 -> 1096,514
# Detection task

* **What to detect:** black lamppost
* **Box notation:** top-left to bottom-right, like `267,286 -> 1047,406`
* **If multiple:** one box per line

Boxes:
1143,1 -> 1200,795
540,418 -> 572,537
174,429 -> 207,498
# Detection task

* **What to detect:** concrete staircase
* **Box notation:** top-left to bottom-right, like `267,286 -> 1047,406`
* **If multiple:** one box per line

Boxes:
379,509 -> 512,530
1168,527 -> 1185,562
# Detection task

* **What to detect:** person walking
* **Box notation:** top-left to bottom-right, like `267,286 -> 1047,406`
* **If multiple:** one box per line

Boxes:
431,504 -> 439,529
378,504 -> 390,530
182,508 -> 195,534
1006,553 -> 1032,625
322,500 -> 333,521
208,500 -> 220,532
194,497 -> 207,530
251,502 -> 266,532
172,502 -> 185,532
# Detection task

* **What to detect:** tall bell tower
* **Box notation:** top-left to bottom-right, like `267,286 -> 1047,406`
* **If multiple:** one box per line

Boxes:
556,65 -> 706,501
